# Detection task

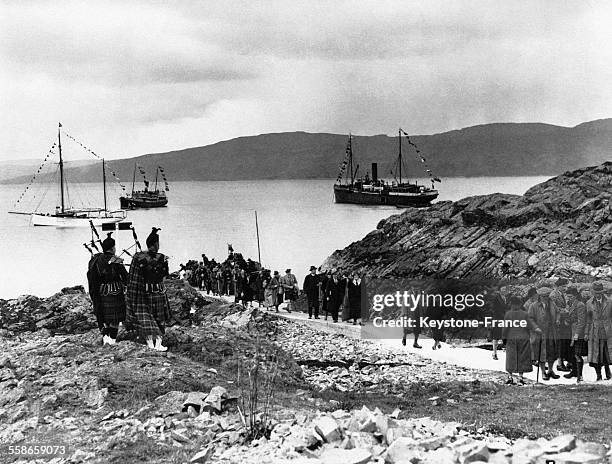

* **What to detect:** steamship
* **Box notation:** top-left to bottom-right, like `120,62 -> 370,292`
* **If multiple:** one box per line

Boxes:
119,164 -> 169,209
333,130 -> 440,207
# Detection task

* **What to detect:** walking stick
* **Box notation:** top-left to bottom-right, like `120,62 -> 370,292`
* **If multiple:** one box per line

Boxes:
536,337 -> 542,384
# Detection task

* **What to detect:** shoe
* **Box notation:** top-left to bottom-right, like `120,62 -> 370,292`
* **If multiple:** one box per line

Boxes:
576,376 -> 583,383
154,337 -> 168,352
605,367 -> 612,380
557,364 -> 569,372
315,317 -> 320,319
548,372 -> 560,379
492,354 -> 498,360
432,345 -> 437,350
108,337 -> 116,345
518,378 -> 526,385
541,373 -> 550,381
505,378 -> 515,385
401,337 -> 406,347
563,371 -> 576,379
146,337 -> 156,349
413,343 -> 422,349
308,316 -> 312,319
102,335 -> 111,345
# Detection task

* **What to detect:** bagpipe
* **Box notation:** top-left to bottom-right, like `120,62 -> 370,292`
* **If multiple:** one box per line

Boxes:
83,221 -> 142,267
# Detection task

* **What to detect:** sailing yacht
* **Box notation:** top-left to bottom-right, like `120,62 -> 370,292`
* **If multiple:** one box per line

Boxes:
10,123 -> 126,227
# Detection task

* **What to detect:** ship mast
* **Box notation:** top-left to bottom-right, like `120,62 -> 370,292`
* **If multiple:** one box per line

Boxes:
102,159 -> 108,217
154,167 -> 159,192
348,134 -> 354,185
398,128 -> 402,185
58,122 -> 65,213
131,163 -> 136,195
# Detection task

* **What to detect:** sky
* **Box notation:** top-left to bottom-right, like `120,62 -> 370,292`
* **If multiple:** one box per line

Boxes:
1,0 -> 611,162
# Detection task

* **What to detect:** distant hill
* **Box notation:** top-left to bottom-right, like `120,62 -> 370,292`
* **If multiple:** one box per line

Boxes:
2,119 -> 611,184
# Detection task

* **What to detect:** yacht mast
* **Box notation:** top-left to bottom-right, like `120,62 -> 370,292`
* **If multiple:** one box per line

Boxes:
398,128 -> 402,184
58,122 -> 65,213
102,159 -> 108,216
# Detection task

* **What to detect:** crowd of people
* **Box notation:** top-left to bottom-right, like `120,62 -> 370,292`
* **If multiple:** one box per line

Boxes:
87,235 -> 611,385
178,251 -> 366,325
400,279 -> 612,384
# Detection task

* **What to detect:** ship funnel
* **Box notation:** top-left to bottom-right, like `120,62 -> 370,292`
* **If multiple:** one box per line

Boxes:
371,163 -> 378,183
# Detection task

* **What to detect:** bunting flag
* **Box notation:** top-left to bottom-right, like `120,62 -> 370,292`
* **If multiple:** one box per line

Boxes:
399,128 -> 442,185
62,130 -> 127,191
137,164 -> 148,185
336,137 -> 352,183
159,166 -> 170,191
14,143 -> 57,207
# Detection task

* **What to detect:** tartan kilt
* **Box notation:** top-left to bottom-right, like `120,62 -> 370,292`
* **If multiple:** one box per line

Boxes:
125,292 -> 170,337
99,293 -> 126,325
573,339 -> 588,357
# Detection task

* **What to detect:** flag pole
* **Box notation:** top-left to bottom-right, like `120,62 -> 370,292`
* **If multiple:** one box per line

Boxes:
255,210 -> 262,266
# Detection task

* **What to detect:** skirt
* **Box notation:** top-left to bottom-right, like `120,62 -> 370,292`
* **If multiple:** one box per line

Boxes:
99,293 -> 126,326
573,338 -> 588,357
506,338 -> 533,373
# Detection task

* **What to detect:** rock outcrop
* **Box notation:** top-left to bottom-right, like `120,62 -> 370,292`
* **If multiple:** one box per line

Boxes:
324,162 -> 612,280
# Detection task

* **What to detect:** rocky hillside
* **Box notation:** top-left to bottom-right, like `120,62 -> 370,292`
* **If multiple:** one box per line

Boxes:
3,119 -> 612,183
324,162 -> 612,280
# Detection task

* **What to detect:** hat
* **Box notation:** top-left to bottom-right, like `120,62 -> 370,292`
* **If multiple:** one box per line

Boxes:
555,278 -> 569,286
526,287 -> 537,298
508,295 -> 523,307
102,232 -> 115,252
566,287 -> 579,296
285,268 -> 291,273
537,287 -> 552,296
309,266 -> 316,271
274,271 -> 279,276
592,281 -> 605,294
146,227 -> 161,248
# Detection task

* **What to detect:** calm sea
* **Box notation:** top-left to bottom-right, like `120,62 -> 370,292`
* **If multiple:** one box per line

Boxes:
0,177 -> 549,299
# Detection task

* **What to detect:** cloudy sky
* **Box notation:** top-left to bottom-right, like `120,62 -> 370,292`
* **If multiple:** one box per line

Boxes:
1,0 -> 611,162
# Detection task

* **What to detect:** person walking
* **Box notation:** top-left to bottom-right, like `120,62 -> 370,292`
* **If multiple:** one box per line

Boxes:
303,266 -> 320,319
318,270 -> 330,320
503,295 -> 542,384
486,284 -> 508,361
586,281 -> 612,381
567,286 -> 588,382
347,273 -> 364,325
526,287 -> 559,380
87,232 -> 128,345
269,271 -> 282,312
125,227 -> 171,352
402,288 -> 423,349
550,278 -> 572,372
325,271 -> 345,323
280,268 -> 298,313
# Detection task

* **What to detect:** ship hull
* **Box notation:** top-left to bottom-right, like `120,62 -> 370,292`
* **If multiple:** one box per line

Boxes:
120,196 -> 168,209
334,185 -> 437,207
31,211 -> 126,227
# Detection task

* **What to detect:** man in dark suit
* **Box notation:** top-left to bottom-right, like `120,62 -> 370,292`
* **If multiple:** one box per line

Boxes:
303,266 -> 320,319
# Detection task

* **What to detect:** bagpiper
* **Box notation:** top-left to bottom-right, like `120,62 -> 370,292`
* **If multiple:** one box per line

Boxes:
125,227 -> 171,351
87,232 -> 128,345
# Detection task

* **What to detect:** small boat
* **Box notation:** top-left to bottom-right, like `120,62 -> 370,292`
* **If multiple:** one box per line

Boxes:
9,123 -> 126,227
119,164 -> 169,209
333,129 -> 441,207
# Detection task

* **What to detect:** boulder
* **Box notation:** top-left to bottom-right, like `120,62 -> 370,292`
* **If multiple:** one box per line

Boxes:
314,416 -> 342,443
386,436 -> 422,464
319,448 -> 372,464
543,435 -> 577,454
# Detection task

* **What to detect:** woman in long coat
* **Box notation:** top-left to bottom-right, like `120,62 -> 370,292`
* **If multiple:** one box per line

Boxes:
503,295 -> 541,384
347,273 -> 364,325
325,273 -> 345,323
585,281 -> 612,381
526,287 -> 559,380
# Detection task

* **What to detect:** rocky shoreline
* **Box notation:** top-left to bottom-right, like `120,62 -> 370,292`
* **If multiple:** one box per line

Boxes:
1,282 -> 612,463
323,162 -> 612,281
